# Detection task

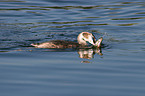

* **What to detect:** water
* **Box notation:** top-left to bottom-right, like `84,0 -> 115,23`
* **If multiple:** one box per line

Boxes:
0,0 -> 145,96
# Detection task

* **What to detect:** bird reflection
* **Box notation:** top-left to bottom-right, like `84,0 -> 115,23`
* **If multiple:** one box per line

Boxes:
78,47 -> 103,59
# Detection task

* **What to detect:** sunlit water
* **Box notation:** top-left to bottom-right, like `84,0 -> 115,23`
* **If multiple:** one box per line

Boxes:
0,0 -> 145,96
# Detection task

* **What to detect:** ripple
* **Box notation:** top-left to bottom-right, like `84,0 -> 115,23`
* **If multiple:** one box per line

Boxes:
116,23 -> 138,26
112,17 -> 145,20
136,12 -> 145,14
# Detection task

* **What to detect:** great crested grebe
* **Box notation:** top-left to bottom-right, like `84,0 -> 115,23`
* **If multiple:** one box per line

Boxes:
31,32 -> 103,49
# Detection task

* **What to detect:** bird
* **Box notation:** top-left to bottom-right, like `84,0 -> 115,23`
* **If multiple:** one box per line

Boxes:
31,32 -> 102,49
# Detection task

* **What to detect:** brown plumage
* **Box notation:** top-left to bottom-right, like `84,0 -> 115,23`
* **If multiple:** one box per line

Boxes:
31,40 -> 80,49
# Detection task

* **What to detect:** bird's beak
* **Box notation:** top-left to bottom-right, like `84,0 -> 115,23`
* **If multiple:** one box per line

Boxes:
94,37 -> 103,47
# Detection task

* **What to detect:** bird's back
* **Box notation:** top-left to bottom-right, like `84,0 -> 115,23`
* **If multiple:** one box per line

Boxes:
31,40 -> 80,49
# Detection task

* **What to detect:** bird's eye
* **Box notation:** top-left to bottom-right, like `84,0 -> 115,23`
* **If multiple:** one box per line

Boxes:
82,38 -> 85,41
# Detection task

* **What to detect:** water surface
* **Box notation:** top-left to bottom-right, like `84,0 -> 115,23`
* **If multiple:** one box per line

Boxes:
0,0 -> 145,96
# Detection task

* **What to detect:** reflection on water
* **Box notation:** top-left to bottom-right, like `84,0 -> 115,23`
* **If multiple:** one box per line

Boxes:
0,47 -> 103,61
78,48 -> 102,59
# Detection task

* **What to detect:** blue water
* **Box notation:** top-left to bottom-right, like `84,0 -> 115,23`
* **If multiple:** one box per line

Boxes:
0,0 -> 145,96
